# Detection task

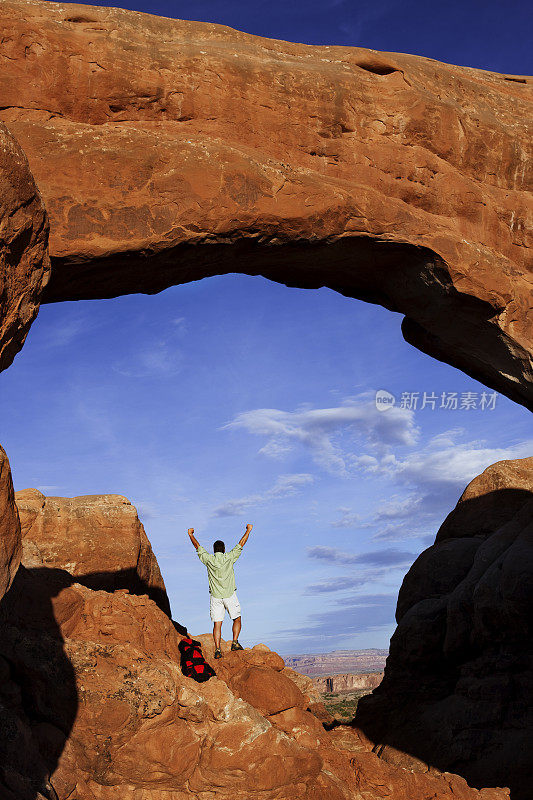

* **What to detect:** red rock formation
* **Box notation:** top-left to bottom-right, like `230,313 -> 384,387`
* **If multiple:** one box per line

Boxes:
0,120 -> 49,373
15,488 -> 171,615
356,456 -> 533,800
0,447 -> 21,601
0,1 -> 531,408
0,567 -> 510,800
0,493 -> 510,799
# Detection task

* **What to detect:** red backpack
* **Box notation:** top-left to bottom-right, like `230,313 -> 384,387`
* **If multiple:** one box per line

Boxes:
178,636 -> 216,682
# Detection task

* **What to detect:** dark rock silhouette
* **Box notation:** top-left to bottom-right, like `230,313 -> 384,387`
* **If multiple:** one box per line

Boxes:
0,121 -> 49,374
356,457 -> 533,800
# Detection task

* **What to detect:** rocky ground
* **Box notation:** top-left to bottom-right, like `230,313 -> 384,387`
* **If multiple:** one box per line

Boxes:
0,4 -> 530,797
0,483 -> 510,800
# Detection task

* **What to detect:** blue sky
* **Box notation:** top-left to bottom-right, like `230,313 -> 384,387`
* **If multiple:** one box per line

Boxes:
4,0 -> 531,654
2,278 -> 531,653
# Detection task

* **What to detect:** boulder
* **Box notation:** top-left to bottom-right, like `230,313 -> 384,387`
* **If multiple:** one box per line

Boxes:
0,120 -> 50,374
0,478 -> 510,800
0,1 -> 531,408
15,488 -> 171,615
0,566 -> 509,799
356,456 -> 533,800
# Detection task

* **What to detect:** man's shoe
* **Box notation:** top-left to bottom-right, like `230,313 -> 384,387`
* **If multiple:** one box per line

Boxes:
214,648 -> 222,659
231,640 -> 244,651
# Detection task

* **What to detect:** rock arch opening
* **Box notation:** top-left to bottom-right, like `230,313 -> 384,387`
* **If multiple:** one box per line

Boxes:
0,2 -> 531,797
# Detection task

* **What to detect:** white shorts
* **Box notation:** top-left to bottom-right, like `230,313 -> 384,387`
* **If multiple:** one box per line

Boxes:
210,591 -> 241,622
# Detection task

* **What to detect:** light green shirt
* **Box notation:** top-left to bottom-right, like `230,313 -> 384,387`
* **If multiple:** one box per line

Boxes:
197,544 -> 243,598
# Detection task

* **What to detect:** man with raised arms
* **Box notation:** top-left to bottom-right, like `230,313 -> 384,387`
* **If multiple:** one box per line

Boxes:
188,523 -> 253,659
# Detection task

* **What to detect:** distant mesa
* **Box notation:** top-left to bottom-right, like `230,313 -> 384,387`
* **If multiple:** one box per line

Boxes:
285,648 -> 388,677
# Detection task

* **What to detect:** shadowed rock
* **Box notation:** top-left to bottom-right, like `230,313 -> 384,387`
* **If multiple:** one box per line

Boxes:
16,488 -> 171,616
0,478 -> 510,799
0,565 -> 510,800
0,447 -> 21,603
356,456 -> 533,800
0,0 -> 531,408
0,121 -> 49,373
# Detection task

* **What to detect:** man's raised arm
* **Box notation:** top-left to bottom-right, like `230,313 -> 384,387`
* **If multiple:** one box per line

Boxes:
188,528 -> 200,550
238,523 -> 253,548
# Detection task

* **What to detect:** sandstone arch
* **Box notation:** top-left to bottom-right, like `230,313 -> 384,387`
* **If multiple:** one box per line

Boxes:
0,3 -> 531,797
0,0 -> 531,409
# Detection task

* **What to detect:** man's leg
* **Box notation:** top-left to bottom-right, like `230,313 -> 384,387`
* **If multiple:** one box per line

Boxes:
213,620 -> 222,650
232,615 -> 241,643
210,596 -> 224,653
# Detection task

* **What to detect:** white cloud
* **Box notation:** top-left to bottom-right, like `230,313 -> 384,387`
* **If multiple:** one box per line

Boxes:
212,473 -> 314,517
223,392 -> 419,476
352,431 -> 533,540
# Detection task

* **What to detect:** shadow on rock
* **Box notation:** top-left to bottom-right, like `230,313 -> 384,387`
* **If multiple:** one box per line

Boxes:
0,564 -> 187,799
355,484 -> 533,800
0,566 -> 77,799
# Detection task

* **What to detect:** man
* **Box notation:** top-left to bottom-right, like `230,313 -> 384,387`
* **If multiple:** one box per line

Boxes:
187,523 -> 253,659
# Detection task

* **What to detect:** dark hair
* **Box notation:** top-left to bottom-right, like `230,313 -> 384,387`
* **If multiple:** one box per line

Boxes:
213,540 -> 225,553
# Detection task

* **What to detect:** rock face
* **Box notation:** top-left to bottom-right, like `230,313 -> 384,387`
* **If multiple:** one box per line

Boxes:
0,0 -> 532,409
314,671 -> 383,693
0,120 -> 49,373
356,456 -> 533,800
15,488 -> 171,615
0,493 -> 510,799
0,447 -> 21,602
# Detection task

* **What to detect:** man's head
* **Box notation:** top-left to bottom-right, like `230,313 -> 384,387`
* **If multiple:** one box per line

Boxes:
213,540 -> 225,554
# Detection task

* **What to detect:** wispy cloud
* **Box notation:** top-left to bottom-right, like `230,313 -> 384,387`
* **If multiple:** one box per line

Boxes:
280,593 -> 397,646
39,308 -> 96,349
111,318 -> 187,378
306,575 -> 377,593
212,473 -> 314,517
222,392 -> 418,475
305,545 -> 419,594
307,545 -> 417,567
332,430 -> 533,541
135,500 -> 159,520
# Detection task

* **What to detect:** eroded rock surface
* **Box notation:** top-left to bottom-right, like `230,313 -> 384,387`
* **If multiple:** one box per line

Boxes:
0,0 -> 531,407
0,492 -> 509,799
0,570 -> 509,800
356,456 -> 533,800
0,120 -> 49,373
15,488 -> 171,615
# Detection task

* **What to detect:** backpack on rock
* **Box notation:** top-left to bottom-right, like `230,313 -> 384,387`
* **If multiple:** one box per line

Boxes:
178,636 -> 216,682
